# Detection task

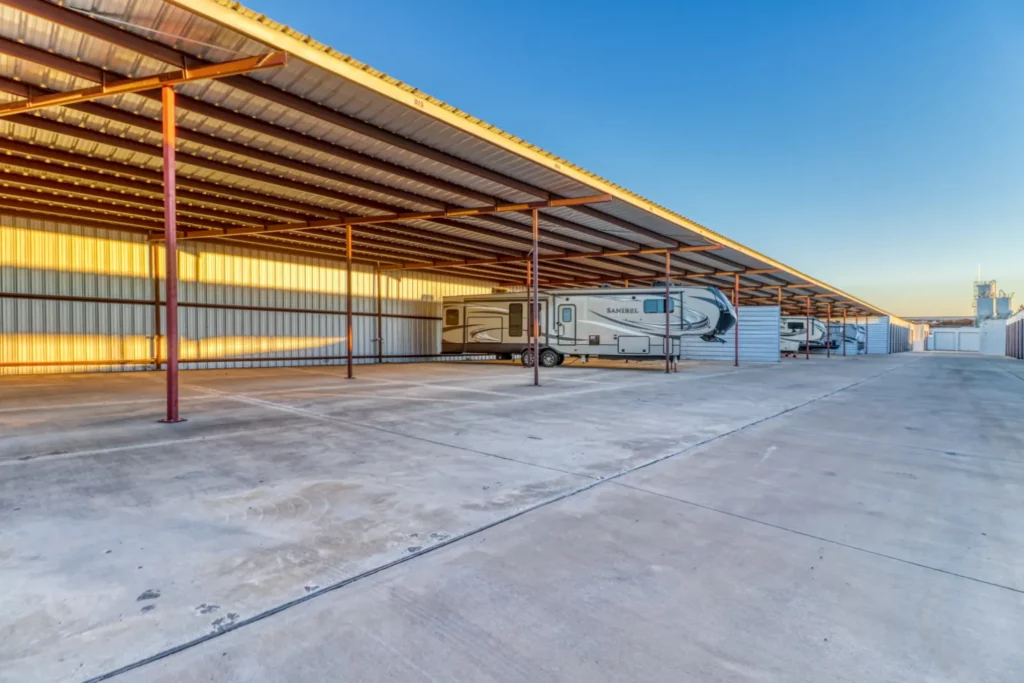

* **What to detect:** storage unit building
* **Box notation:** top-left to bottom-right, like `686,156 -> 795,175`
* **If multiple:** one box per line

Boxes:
1008,310 -> 1024,360
863,316 -> 912,355
925,324 -> 1008,354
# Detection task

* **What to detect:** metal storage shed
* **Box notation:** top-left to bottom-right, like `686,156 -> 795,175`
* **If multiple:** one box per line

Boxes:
0,0 -> 902,420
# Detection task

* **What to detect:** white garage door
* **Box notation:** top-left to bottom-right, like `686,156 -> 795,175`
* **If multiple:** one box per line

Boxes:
932,331 -> 956,351
958,332 -> 981,352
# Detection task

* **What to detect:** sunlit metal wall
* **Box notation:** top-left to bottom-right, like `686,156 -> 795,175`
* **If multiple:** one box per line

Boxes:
1,218 -> 494,375
679,306 -> 780,362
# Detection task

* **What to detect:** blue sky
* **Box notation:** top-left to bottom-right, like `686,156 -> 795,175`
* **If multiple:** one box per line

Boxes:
245,0 -> 1023,315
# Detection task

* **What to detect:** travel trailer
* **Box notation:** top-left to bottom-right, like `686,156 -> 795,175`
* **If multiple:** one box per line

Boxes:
442,286 -> 736,366
780,316 -> 836,353
829,322 -> 866,351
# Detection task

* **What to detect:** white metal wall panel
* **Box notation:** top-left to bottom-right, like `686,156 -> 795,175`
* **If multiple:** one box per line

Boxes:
679,306 -> 780,362
979,319 -> 1006,356
958,331 -> 981,352
1,218 -> 493,375
926,326 -> 992,353
866,317 -> 891,354
932,331 -> 957,351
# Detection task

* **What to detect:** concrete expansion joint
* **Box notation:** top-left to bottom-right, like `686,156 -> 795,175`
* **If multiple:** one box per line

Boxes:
78,359 -> 913,683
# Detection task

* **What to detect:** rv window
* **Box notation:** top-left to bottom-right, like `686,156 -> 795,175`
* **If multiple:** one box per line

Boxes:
508,303 -> 523,337
787,322 -> 804,331
642,299 -> 675,314
561,307 -> 573,322
445,309 -> 459,326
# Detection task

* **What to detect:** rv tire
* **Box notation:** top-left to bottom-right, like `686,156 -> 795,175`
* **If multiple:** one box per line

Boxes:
539,348 -> 560,368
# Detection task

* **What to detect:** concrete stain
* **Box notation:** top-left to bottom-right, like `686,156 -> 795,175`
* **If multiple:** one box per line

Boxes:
136,589 -> 161,601
210,612 -> 240,632
194,603 -> 220,615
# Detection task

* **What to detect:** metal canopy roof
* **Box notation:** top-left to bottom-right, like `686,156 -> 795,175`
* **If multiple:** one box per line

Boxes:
0,0 -> 889,317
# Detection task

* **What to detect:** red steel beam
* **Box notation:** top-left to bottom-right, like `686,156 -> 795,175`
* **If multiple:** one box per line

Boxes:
2,139 -> 335,219
346,225 -> 354,379
0,52 -> 287,117
0,37 -> 497,207
2,0 -> 683,247
0,170 -> 266,226
0,72 -> 668,256
1,46 -> 664,253
154,195 -> 613,241
0,149 -> 547,259
5,112 -> 405,215
379,244 -> 722,273
0,186 -> 233,231
532,209 -> 540,386
664,253 -> 671,374
3,0 -> 550,199
734,273 -> 740,367
160,86 -> 182,423
498,265 -> 773,288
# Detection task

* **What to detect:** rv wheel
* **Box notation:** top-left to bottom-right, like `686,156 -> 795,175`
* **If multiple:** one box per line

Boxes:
539,348 -> 560,368
520,349 -> 534,366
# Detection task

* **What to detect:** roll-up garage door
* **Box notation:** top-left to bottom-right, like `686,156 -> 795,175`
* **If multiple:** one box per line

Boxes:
932,331 -> 956,351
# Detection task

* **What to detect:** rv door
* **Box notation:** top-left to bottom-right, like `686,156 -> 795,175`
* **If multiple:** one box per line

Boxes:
557,304 -> 576,345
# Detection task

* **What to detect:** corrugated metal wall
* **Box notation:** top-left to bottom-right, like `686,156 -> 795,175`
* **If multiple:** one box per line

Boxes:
862,316 -> 911,355
679,306 -> 779,362
866,317 -> 891,355
1007,310 -> 1024,360
1,218 -> 494,375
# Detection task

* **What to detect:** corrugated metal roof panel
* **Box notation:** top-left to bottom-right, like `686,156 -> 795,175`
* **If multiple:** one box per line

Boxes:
0,0 -> 895,316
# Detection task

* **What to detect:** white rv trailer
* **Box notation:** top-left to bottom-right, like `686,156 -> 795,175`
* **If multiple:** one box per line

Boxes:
828,322 -> 866,351
442,286 -> 736,366
780,316 -> 836,353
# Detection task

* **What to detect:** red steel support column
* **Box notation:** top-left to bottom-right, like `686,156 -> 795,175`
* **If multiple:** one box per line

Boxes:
734,273 -> 740,367
856,313 -> 861,354
664,253 -> 671,373
346,224 -> 353,378
531,209 -> 540,386
160,85 -> 182,423
843,308 -> 847,356
826,302 -> 832,358
526,260 -> 533,367
376,270 -> 383,364
805,296 -> 810,360
777,287 -> 783,359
